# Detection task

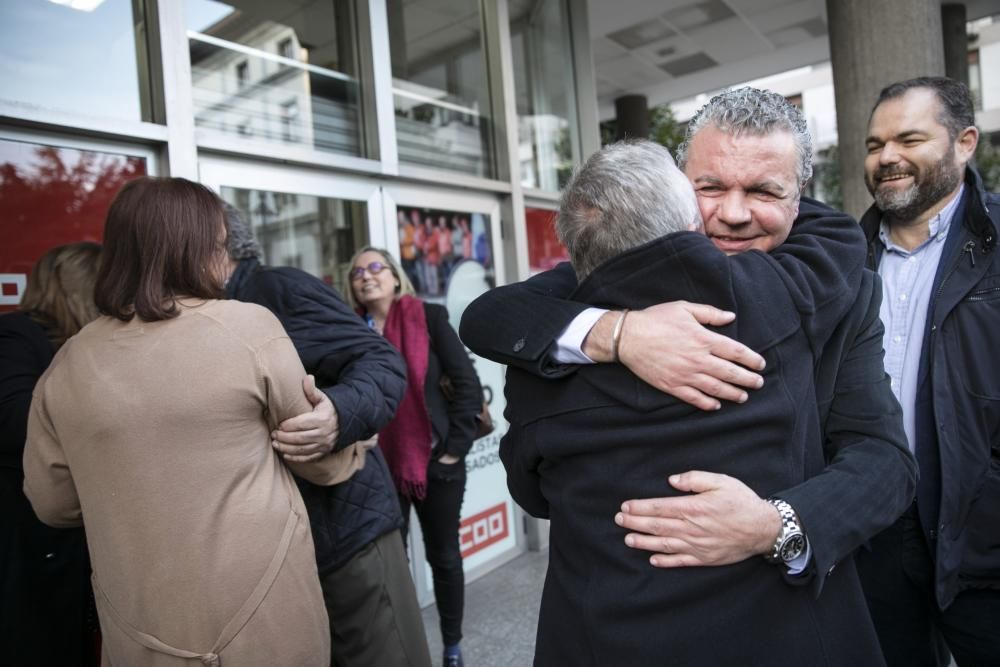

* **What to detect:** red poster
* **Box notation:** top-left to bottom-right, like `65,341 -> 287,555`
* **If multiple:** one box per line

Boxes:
0,138 -> 146,310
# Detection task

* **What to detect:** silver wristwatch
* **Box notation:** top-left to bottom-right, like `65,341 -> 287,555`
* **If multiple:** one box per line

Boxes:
765,498 -> 806,564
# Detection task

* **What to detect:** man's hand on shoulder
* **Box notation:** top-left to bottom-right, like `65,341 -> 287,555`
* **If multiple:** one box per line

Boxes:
272,375 -> 340,462
584,302 -> 766,411
615,471 -> 779,567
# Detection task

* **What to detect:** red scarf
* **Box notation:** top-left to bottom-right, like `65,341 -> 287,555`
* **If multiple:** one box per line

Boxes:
377,296 -> 433,500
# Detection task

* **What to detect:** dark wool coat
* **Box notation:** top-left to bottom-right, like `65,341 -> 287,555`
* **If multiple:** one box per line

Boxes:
461,199 -> 915,594
226,258 -> 408,573
860,166 -> 1000,609
499,210 -> 909,665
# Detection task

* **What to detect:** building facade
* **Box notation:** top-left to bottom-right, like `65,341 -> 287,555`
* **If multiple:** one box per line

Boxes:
0,0 -> 600,601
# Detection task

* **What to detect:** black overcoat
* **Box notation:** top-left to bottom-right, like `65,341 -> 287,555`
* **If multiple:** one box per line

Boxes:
500,212 -> 894,665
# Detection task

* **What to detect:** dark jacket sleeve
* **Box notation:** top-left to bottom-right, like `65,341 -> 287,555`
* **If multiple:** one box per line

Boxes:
459,262 -> 585,378
779,271 -> 916,593
254,269 -> 407,448
426,304 -> 482,459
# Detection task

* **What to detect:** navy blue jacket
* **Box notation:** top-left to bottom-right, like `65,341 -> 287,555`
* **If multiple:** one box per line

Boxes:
860,166 -> 1000,609
226,258 -> 407,573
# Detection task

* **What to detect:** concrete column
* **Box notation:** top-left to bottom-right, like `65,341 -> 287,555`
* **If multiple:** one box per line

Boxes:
614,95 -> 649,141
942,4 -> 969,86
826,0 -> 945,217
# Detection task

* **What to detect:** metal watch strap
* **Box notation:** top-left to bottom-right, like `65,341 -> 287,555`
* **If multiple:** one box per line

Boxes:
765,498 -> 804,564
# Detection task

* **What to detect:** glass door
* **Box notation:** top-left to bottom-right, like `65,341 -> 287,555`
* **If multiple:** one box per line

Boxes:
199,156 -> 385,298
0,129 -> 155,311
380,183 -> 520,603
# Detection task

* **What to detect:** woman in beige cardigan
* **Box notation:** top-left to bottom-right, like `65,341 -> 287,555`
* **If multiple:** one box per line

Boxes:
23,178 -> 363,667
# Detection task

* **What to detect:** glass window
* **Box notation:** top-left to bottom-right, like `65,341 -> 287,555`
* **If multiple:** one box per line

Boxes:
0,138 -> 148,310
387,1 -> 495,178
524,207 -> 568,275
187,0 -> 364,157
510,0 -> 579,190
969,49 -> 982,110
394,205 -> 495,308
220,187 -> 368,296
0,0 -> 152,123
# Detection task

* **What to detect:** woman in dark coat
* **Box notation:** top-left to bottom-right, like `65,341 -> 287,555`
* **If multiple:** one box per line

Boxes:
347,247 -> 483,667
1,241 -> 102,666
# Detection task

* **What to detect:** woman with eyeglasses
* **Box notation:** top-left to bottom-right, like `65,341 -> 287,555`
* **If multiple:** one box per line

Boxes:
347,247 -> 483,667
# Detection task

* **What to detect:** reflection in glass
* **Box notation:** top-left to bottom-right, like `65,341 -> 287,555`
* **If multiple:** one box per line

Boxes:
525,207 -> 568,275
0,139 -> 147,310
187,0 -> 364,157
395,205 -> 494,308
0,0 -> 151,122
220,187 -> 368,296
510,0 -> 579,190
387,1 -> 495,178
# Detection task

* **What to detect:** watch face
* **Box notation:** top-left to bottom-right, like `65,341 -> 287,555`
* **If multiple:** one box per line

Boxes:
780,534 -> 806,562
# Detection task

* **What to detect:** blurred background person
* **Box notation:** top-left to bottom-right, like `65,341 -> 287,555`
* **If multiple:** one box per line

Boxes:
1,241 -> 102,666
22,177 -> 363,666
347,247 -> 482,667
423,217 -> 441,296
224,207 -> 431,667
399,210 -> 421,294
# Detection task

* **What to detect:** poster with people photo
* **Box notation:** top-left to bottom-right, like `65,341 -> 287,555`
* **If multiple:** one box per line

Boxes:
396,205 -> 494,303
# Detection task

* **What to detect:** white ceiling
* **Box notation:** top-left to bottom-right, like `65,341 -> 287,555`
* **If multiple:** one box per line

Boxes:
588,0 -> 1000,118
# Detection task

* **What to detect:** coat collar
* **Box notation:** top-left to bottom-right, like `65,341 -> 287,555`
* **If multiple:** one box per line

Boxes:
224,257 -> 262,299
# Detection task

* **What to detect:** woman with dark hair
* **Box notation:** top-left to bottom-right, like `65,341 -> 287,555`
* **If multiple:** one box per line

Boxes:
347,247 -> 483,667
22,177 -> 364,666
1,241 -> 102,666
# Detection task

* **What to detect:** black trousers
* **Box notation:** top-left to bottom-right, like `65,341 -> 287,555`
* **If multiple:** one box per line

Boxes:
399,458 -> 467,647
856,506 -> 1000,667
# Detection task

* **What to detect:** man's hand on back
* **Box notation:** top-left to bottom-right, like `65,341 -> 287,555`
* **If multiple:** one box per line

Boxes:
614,471 -> 780,567
583,302 -> 766,411
272,374 -> 340,463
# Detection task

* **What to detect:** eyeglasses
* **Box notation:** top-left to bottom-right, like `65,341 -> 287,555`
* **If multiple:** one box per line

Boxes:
349,261 -> 390,280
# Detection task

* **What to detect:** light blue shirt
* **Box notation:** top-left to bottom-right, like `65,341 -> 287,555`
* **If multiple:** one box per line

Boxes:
877,185 -> 965,454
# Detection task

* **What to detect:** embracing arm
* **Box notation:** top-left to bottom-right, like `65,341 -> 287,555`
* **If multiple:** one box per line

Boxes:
459,262 -> 583,377
260,270 -> 407,449
617,274 -> 916,590
461,262 -> 765,409
258,333 -> 366,486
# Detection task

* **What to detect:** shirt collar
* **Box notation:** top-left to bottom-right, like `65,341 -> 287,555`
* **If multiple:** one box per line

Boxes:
878,183 -> 965,254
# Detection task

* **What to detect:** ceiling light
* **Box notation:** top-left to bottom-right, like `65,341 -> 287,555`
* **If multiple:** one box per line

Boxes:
49,0 -> 106,12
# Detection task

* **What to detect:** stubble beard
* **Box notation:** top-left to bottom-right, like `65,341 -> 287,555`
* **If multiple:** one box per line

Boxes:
872,153 -> 963,227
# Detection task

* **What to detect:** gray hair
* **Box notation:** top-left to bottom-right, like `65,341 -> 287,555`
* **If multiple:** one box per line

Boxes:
676,87 -> 813,187
556,139 -> 701,282
223,203 -> 263,261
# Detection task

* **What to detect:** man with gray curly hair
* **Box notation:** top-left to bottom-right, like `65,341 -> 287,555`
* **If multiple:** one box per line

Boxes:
498,135 -> 895,663
675,86 -> 813,186
464,87 -> 914,658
